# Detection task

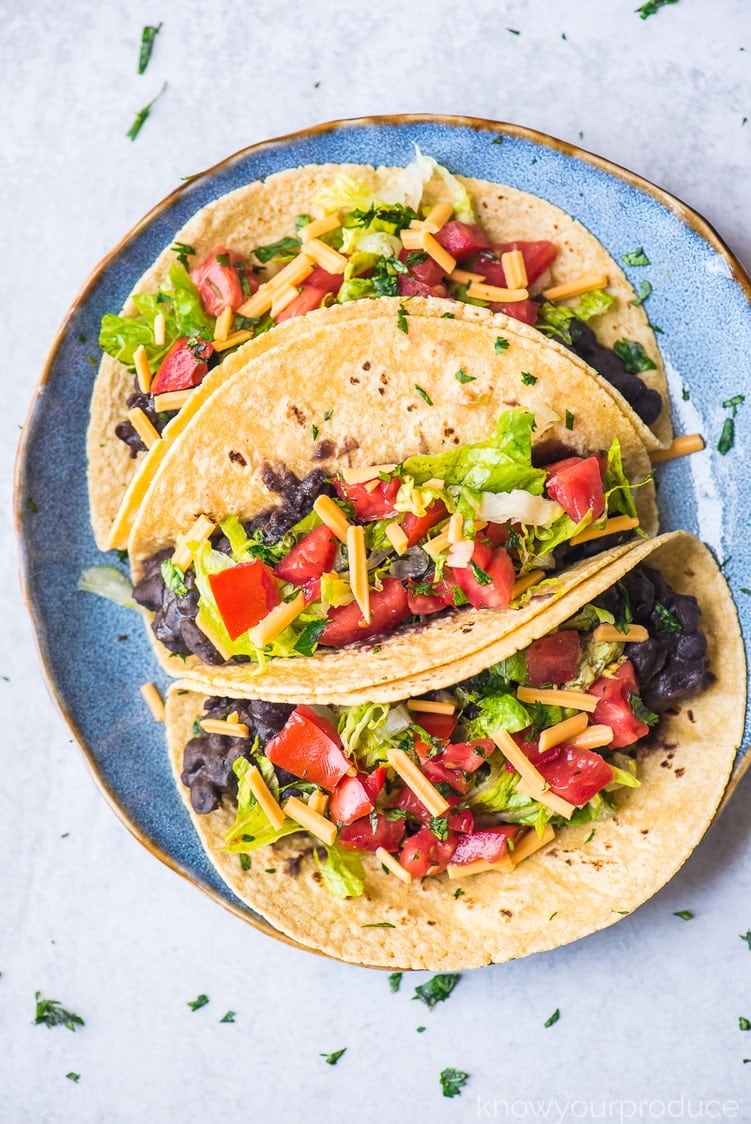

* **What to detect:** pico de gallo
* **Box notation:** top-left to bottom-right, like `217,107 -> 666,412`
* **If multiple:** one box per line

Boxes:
181,562 -> 710,896
132,409 -> 644,666
101,150 -> 662,456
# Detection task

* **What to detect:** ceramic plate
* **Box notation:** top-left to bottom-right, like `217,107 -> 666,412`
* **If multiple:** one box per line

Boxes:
15,114 -> 751,938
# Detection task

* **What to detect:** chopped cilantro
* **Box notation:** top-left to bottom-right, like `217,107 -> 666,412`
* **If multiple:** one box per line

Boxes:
239,853 -> 251,871
253,236 -> 300,264
491,136 -> 503,145
66,1073 -> 81,1083
397,303 -> 409,334
565,410 -> 575,430
682,386 -> 690,401
454,888 -> 465,900
389,972 -> 402,993
26,497 -> 38,514
506,26 -> 520,35
544,1008 -> 560,1028
171,242 -> 195,267
653,602 -> 682,632
415,384 -> 433,406
673,910 -> 694,921
630,693 -> 659,727
429,816 -> 449,841
440,1068 -> 470,1098
34,993 -> 84,1032
293,618 -> 327,657
361,922 -> 396,929
741,589 -> 751,597
613,338 -> 656,374
160,559 -> 188,596
417,1025 -> 426,1032
405,251 -> 429,267
412,972 -> 461,1009
740,1017 -> 751,1031
741,931 -> 751,950
454,367 -> 475,384
321,1048 -> 347,1065
220,1010 -> 236,1023
630,280 -> 653,307
187,994 -> 209,1012
469,560 -> 492,586
138,23 -> 162,74
126,82 -> 167,141
584,829 -> 595,843
636,0 -> 680,17
494,336 -> 510,353
723,394 -> 745,413
311,423 -> 319,440
323,408 -> 334,421
621,248 -> 651,266
520,371 -> 538,386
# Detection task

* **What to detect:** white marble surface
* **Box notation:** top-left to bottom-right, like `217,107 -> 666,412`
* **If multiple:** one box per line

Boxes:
3,2 -> 751,1121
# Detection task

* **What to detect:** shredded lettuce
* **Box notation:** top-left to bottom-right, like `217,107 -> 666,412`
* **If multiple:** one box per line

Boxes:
337,702 -> 408,769
77,565 -> 145,613
313,843 -> 365,899
463,693 -> 532,741
223,758 -> 303,851
536,289 -> 615,345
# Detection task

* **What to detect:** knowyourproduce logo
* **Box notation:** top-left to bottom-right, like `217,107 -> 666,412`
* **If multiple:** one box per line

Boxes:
475,1096 -> 742,1122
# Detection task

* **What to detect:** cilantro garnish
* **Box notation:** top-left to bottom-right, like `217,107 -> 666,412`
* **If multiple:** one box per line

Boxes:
621,248 -> 651,266
160,559 -> 188,596
311,423 -> 319,440
565,410 -> 575,430
520,371 -> 537,386
66,1073 -> 81,1083
429,816 -> 449,841
506,26 -> 520,34
630,280 -> 653,307
415,384 -> 433,406
405,251 -> 429,267
454,888 -> 465,900
321,1048 -> 347,1065
26,497 -> 38,514
34,993 -> 84,1032
187,994 -> 209,1012
740,1017 -> 751,1031
544,1008 -> 561,1028
630,693 -> 659,727
323,408 -> 334,421
653,602 -> 682,633
494,336 -> 510,353
239,853 -> 251,871
412,973 -> 461,1009
440,1068 -> 470,1098
126,82 -> 167,141
389,972 -> 403,993
253,236 -> 300,264
455,367 -> 475,384
361,922 -> 396,929
469,560 -> 492,586
584,829 -> 596,844
397,303 -> 409,334
673,910 -> 694,921
138,23 -> 162,74
682,386 -> 690,401
613,338 -> 657,374
718,395 -> 745,455
740,931 -> 751,949
636,0 -> 680,17
293,618 -> 327,657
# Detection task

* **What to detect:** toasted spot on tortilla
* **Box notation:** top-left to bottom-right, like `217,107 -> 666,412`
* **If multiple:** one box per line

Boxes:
229,450 -> 247,466
287,404 -> 306,425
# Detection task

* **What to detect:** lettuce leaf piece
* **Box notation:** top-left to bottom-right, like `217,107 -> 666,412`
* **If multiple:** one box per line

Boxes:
224,758 -> 303,850
313,843 -> 365,899
535,289 -> 615,345
337,702 -> 407,769
165,263 -> 214,338
463,693 -> 532,741
402,410 -> 546,495
77,565 -> 144,612
603,438 -> 639,520
99,313 -> 156,366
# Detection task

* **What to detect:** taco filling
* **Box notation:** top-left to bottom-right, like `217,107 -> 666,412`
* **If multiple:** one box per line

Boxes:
178,561 -> 711,895
103,150 -> 662,457
132,409 -> 643,666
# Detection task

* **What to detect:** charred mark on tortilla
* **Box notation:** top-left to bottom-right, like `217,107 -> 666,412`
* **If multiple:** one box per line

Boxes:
229,450 -> 247,466
313,439 -> 336,460
287,404 -> 307,426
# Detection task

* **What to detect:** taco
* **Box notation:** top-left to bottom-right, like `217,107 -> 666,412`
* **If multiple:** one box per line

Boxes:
127,306 -> 657,702
88,149 -> 669,551
164,532 -> 745,970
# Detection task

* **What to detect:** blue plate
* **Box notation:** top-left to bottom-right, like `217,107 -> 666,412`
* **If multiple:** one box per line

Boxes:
15,114 -> 751,938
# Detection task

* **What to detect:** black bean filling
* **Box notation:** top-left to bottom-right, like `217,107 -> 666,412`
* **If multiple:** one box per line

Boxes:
114,378 -> 179,457
132,468 -> 335,659
592,565 -> 711,713
564,319 -> 663,427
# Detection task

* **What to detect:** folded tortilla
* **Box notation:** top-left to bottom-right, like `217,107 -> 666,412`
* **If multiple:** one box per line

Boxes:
88,162 -> 670,551
164,532 -> 745,970
128,304 -> 658,701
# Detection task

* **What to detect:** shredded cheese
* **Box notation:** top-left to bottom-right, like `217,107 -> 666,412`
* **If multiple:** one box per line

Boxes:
171,513 -> 215,571
570,515 -> 639,546
307,790 -> 330,816
213,306 -> 234,342
399,228 -> 425,251
387,748 -> 449,817
421,231 -> 457,275
423,527 -> 451,558
466,280 -> 529,303
538,711 -> 589,753
152,388 -> 195,413
515,776 -> 576,819
500,249 -> 528,290
542,271 -> 609,301
247,766 -> 285,830
385,521 -> 409,555
419,202 -> 453,232
270,284 -> 300,319
299,212 -> 341,242
347,524 -> 370,624
406,698 -> 456,716
313,494 -> 352,542
375,847 -> 412,883
126,407 -> 160,450
568,724 -> 614,751
236,285 -> 274,319
510,823 -> 555,865
511,569 -> 546,600
200,717 -> 251,738
340,463 -> 397,485
301,237 -> 348,274
447,855 -> 514,879
593,622 -> 649,643
194,609 -> 234,661
153,312 -> 166,346
449,268 -> 486,285
517,686 -> 599,713
248,592 -> 306,648
650,434 -> 705,463
140,682 -> 165,722
212,329 -> 254,353
493,726 -> 576,818
133,345 -> 152,393
447,512 -> 464,544
283,795 -> 336,845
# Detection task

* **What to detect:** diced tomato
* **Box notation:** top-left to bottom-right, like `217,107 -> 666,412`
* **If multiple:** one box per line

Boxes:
329,774 -> 374,826
467,250 -> 508,288
362,766 -> 387,800
399,825 -> 457,878
190,247 -> 254,316
512,730 -> 561,769
537,744 -> 614,805
421,757 -> 471,795
493,240 -> 558,285
545,455 -> 605,523
450,825 -> 521,866
334,475 -> 401,522
302,267 -> 343,295
401,499 -> 448,548
448,807 -> 474,834
273,525 -> 337,586
406,584 -> 452,615
589,660 -> 650,748
489,298 -> 539,326
208,559 -> 280,640
150,335 -> 214,395
274,287 -> 329,323
526,631 -> 581,688
318,578 -> 410,646
398,247 -> 447,287
414,710 -> 457,740
389,786 -> 473,835
484,521 -> 511,548
265,705 -> 351,792
434,221 -> 490,261
439,740 -> 492,773
301,577 -> 322,605
339,812 -> 405,853
448,541 -> 515,610
397,275 -> 448,299
412,735 -> 436,764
